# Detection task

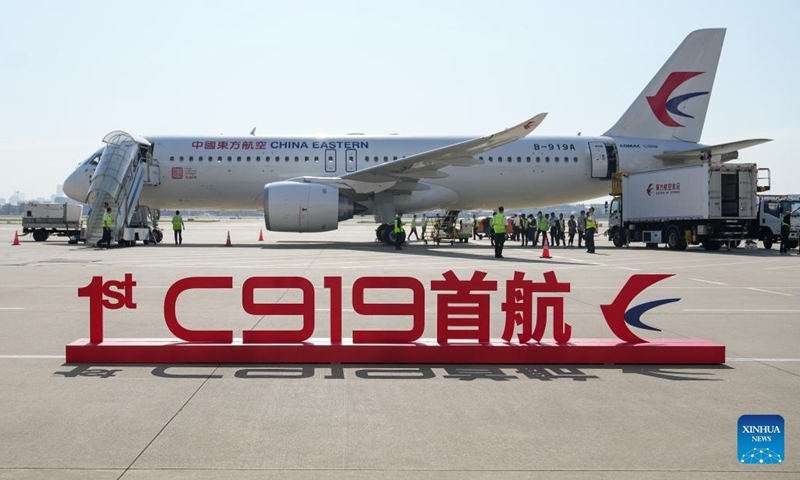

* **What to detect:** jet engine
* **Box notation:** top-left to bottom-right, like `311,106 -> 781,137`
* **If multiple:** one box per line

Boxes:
263,181 -> 357,232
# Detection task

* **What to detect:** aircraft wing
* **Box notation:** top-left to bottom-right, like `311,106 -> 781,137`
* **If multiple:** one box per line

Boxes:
339,113 -> 547,189
655,138 -> 772,162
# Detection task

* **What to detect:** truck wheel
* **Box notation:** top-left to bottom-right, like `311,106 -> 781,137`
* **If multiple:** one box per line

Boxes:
611,229 -> 625,248
153,229 -> 163,244
762,234 -> 773,250
32,229 -> 49,242
702,240 -> 722,251
666,226 -> 684,251
788,240 -> 799,250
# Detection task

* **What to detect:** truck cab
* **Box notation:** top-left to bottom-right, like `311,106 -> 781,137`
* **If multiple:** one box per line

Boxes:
756,196 -> 800,250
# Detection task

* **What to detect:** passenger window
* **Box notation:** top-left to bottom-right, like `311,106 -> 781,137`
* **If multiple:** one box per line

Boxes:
507,157 -> 512,163
545,157 -> 550,163
488,156 -> 493,162
198,156 -> 203,161
536,157 -> 541,163
294,156 -> 299,162
393,156 -> 397,160
189,156 -> 194,162
304,156 -> 309,162
517,157 -> 521,162
227,157 -> 232,162
285,157 -> 289,162
170,156 -> 174,161
555,157 -> 559,163
237,157 -> 241,162
526,157 -> 531,162
314,156 -> 319,162
349,156 -> 353,161
574,157 -> 578,163
217,157 -> 222,162
384,156 -> 388,162
179,156 -> 184,162
256,156 -> 260,162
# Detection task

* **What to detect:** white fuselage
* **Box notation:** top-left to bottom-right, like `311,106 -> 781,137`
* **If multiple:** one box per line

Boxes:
65,134 -> 695,213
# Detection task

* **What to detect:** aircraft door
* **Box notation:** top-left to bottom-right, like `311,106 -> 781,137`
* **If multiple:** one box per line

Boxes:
325,149 -> 337,173
589,141 -> 608,179
345,148 -> 357,173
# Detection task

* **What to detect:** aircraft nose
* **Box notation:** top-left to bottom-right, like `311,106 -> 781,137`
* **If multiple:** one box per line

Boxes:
63,168 -> 90,203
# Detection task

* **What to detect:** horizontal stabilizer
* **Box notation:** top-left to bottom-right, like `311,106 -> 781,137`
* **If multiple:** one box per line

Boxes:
655,138 -> 772,161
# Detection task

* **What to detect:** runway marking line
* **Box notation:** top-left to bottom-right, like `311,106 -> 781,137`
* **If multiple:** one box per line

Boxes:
689,278 -> 728,286
746,287 -> 794,297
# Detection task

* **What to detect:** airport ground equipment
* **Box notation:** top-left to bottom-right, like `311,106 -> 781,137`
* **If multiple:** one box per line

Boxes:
753,195 -> 800,250
82,131 -> 162,246
431,210 -> 471,245
607,163 -> 765,251
21,202 -> 83,242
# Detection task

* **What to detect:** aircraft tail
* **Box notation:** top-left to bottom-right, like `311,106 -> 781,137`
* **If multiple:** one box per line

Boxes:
604,28 -> 726,143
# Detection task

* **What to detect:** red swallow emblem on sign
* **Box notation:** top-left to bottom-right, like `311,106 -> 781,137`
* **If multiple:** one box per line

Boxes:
523,121 -> 536,130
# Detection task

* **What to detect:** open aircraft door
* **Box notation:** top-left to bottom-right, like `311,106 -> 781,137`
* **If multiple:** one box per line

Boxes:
589,141 -> 608,179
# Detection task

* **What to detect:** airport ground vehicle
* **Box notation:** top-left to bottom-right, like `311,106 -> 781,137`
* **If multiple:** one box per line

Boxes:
430,211 -> 471,245
607,163 -> 765,251
753,195 -> 800,250
21,202 -> 83,242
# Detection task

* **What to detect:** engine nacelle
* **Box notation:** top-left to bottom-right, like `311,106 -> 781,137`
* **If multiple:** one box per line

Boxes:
263,181 -> 355,232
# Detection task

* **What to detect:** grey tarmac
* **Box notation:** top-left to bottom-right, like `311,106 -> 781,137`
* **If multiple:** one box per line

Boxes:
0,218 -> 798,479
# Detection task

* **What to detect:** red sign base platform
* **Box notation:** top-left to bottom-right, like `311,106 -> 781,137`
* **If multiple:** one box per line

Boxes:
65,338 -> 725,364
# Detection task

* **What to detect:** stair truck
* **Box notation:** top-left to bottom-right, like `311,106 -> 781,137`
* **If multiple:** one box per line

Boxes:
607,163 -> 766,251
753,195 -> 800,250
21,202 -> 83,242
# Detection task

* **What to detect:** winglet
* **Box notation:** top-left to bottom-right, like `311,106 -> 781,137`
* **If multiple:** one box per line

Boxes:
462,112 -> 547,155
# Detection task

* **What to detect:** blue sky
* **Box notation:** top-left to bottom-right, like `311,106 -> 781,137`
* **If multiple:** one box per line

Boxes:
1,1 -> 798,199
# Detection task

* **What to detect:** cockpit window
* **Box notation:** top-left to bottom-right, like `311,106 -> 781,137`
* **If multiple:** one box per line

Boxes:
79,148 -> 104,167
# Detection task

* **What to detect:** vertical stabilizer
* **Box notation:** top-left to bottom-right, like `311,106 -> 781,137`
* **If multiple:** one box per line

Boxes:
604,28 -> 726,143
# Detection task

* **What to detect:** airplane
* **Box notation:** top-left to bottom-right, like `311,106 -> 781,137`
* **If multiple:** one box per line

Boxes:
63,28 -> 770,244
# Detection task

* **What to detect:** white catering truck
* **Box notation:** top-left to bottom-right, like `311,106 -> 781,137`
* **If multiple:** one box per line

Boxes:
607,163 -> 764,251
21,202 -> 83,242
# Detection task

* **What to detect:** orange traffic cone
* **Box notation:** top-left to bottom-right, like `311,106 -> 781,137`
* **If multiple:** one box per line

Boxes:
258,229 -> 264,241
12,231 -> 20,246
225,231 -> 232,247
540,234 -> 552,259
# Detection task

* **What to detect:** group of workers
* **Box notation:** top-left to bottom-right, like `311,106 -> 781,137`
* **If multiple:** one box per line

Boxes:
96,206 -> 185,248
392,207 -> 597,257
488,207 -> 597,258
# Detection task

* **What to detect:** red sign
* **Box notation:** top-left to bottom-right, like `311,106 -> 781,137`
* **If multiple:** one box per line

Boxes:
66,271 -> 725,364
171,167 -> 183,179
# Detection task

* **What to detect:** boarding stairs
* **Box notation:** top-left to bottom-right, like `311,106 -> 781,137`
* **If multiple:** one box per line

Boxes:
84,131 -> 160,246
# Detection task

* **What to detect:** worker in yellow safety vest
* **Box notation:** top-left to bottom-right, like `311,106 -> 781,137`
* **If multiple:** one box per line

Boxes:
535,211 -> 548,247
421,214 -> 428,244
585,207 -> 597,254
493,206 -> 507,258
172,210 -> 185,245
394,213 -> 405,250
100,207 -> 113,249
